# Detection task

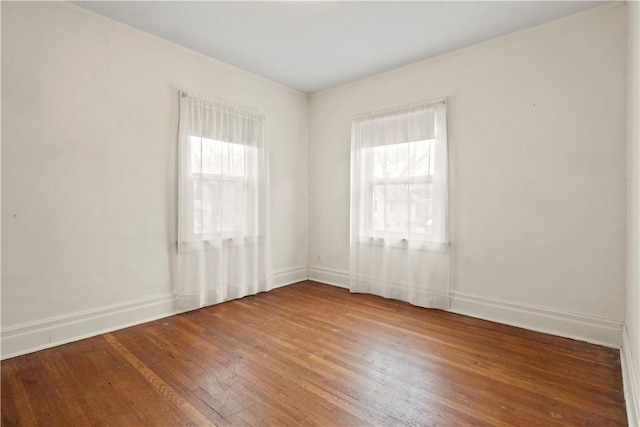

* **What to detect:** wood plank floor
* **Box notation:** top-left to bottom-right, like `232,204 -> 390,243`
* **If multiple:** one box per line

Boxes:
1,281 -> 627,426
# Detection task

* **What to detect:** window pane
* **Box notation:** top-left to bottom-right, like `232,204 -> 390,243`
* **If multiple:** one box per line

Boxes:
409,183 -> 433,234
374,146 -> 386,178
372,184 -> 414,233
373,140 -> 432,179
386,184 -> 408,232
221,139 -> 231,175
193,137 -> 245,178
194,178 -> 247,235
230,143 -> 244,177
409,140 -> 431,177
387,144 -> 401,177
222,181 -> 245,232
395,142 -> 409,177
370,175 -> 434,235
201,179 -> 221,234
201,138 -> 221,175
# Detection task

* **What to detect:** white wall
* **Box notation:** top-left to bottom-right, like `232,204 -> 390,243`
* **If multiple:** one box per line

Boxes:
308,4 -> 627,346
1,2 -> 308,357
624,1 -> 640,424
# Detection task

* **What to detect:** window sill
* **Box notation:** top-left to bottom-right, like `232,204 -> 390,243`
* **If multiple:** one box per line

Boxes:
179,234 -> 266,253
351,235 -> 448,252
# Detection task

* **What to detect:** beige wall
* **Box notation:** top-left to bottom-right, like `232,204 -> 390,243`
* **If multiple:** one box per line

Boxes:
1,2 -> 308,336
625,0 -> 640,423
309,4 -> 627,342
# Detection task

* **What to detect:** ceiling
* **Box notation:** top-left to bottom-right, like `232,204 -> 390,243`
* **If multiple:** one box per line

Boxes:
74,1 -> 608,94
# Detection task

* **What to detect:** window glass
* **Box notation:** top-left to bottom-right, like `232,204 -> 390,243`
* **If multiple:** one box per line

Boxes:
373,140 -> 433,179
370,139 -> 435,236
189,136 -> 247,235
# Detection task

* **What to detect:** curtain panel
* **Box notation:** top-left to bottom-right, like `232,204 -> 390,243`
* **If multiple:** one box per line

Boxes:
176,92 -> 272,311
350,100 -> 450,309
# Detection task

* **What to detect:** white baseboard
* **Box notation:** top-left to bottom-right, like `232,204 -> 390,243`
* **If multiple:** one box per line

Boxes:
622,325 -> 640,426
308,264 -> 349,288
1,265 -> 624,358
1,294 -> 176,360
273,265 -> 308,288
449,290 -> 623,348
1,265 -> 309,360
306,265 -> 623,348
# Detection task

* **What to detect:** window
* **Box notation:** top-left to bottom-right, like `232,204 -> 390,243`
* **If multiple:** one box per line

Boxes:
351,100 -> 448,245
177,93 -> 268,249
349,100 -> 449,309
371,139 -> 435,236
177,92 -> 272,310
188,136 -> 248,237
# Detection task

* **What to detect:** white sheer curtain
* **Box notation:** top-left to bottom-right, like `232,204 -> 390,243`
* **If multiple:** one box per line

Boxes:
350,100 -> 449,309
176,92 -> 272,311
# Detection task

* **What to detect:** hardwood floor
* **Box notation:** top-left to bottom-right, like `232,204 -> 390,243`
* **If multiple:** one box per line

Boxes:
1,281 -> 627,426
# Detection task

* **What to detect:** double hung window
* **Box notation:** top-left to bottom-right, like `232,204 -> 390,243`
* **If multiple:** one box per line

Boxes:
351,100 -> 448,246
187,136 -> 248,238
370,139 -> 436,238
178,95 -> 266,249
349,100 -> 449,309
176,92 -> 272,310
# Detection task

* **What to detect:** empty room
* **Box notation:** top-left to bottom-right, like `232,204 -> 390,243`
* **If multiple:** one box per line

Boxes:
1,0 -> 639,425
